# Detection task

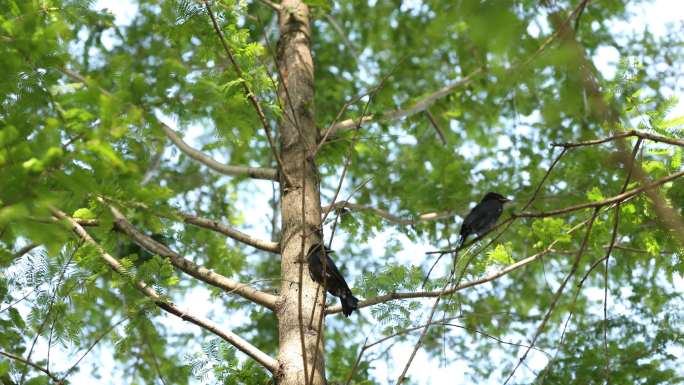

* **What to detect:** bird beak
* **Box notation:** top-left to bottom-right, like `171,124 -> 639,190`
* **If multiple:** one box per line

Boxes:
503,197 -> 512,203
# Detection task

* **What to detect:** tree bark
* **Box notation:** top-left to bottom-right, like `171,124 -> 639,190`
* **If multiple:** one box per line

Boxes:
275,1 -> 327,385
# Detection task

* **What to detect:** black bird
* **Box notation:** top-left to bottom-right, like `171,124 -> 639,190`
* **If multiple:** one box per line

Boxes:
306,243 -> 359,317
457,192 -> 511,250
422,192 -> 511,288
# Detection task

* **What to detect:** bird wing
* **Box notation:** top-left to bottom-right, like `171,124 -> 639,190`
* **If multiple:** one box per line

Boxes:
462,200 -> 503,234
322,255 -> 353,294
469,200 -> 503,234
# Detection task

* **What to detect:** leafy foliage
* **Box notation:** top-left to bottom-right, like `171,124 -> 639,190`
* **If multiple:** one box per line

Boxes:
1,0 -> 684,384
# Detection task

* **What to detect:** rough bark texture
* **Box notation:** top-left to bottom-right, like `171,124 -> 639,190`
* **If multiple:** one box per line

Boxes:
275,1 -> 327,385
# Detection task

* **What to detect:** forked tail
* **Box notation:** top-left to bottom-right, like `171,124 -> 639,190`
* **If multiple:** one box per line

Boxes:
341,293 -> 359,317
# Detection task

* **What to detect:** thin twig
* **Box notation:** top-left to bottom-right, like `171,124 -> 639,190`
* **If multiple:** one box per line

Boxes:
14,243 -> 39,258
322,201 -> 456,226
394,263 -> 454,385
344,336 -> 369,385
61,316 -> 130,381
503,208 -> 599,385
203,1 -> 294,187
297,156 -> 310,385
20,244 -> 78,385
552,129 -> 684,149
515,169 -> 684,218
523,148 -> 568,211
0,350 -> 63,385
424,110 -> 447,145
577,139 -> 642,288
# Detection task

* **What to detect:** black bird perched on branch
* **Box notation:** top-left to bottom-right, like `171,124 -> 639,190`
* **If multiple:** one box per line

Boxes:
422,192 -> 511,288
307,243 -> 359,317
457,192 -> 511,250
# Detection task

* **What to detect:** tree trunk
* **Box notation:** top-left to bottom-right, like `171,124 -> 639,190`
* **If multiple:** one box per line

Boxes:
275,1 -> 326,385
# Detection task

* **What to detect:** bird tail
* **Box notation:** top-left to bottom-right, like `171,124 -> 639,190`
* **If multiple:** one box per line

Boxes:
341,293 -> 359,317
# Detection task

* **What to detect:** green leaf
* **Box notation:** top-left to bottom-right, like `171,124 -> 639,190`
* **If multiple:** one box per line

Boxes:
72,208 -> 96,220
671,147 -> 682,170
586,187 -> 604,202
8,307 -> 25,329
662,115 -> 684,130
487,243 -> 514,265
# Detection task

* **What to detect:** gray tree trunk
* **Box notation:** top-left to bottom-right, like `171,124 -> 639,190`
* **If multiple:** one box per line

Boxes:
275,1 -> 327,385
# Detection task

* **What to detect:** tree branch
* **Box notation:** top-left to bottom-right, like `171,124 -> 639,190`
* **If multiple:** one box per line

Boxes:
424,109 -> 447,145
325,1 -> 588,140
106,203 -> 279,310
544,0 -> 684,247
57,68 -> 277,182
323,13 -> 358,56
552,129 -> 684,149
514,168 -> 684,218
49,207 -> 280,374
327,69 -> 483,136
326,247 -> 554,315
180,211 -> 280,253
0,350 -> 63,384
322,201 -> 457,226
160,123 -> 278,181
578,138 -> 641,288
328,204 -> 610,315
14,243 -> 39,258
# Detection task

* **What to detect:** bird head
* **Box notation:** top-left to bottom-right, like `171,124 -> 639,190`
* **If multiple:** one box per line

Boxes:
483,192 -> 511,204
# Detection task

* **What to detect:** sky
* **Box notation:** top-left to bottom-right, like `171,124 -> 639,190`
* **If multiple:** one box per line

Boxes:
13,0 -> 684,384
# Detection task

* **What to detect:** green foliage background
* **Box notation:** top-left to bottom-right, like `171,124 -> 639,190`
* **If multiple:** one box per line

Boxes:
1,0 -> 684,384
